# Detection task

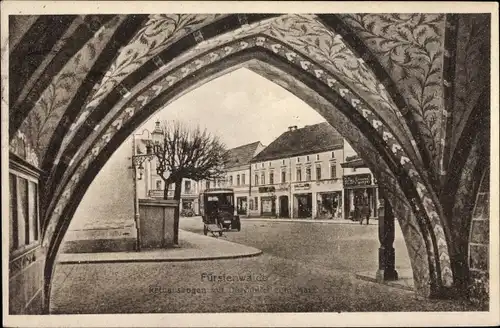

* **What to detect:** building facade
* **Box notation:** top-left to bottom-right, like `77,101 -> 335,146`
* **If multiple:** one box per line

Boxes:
341,142 -> 380,220
249,123 -> 345,219
197,141 -> 266,217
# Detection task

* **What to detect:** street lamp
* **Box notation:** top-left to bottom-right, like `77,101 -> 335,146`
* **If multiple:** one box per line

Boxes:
131,134 -> 158,252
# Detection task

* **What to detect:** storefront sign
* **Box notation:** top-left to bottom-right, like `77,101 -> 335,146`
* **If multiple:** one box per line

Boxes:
343,174 -> 372,188
259,186 -> 276,193
294,183 -> 311,191
278,184 -> 289,191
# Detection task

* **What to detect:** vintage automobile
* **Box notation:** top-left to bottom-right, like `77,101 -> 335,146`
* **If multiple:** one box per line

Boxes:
199,188 -> 241,236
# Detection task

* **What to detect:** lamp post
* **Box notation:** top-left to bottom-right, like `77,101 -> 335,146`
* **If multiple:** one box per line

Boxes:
131,134 -> 157,251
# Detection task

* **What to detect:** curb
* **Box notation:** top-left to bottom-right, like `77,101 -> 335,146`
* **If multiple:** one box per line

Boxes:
355,273 -> 415,292
57,249 -> 263,265
242,218 -> 377,225
57,230 -> 263,264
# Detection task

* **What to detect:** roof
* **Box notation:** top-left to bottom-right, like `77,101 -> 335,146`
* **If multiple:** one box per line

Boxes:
225,141 -> 263,169
250,122 -> 343,162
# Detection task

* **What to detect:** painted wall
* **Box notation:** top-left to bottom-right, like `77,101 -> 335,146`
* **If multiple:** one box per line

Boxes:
65,138 -> 135,231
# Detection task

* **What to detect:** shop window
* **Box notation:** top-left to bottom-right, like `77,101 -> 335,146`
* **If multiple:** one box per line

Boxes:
18,177 -> 29,245
9,161 -> 42,256
316,165 -> 322,180
269,172 -> 274,184
237,174 -> 240,186
331,163 -> 337,179
281,171 -> 286,183
9,174 -> 18,251
306,167 -> 311,181
296,168 -> 302,182
242,174 -> 246,185
261,172 -> 266,185
255,174 -> 259,186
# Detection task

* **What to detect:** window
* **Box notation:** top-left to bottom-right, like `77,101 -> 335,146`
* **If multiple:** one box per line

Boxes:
297,157 -> 300,163
249,198 -> 254,210
184,180 -> 191,192
217,180 -> 221,187
255,174 -> 259,186
307,155 -> 310,162
206,180 -> 210,189
331,151 -> 335,158
255,164 -> 258,169
331,163 -> 337,179
306,167 -> 311,181
261,172 -> 266,185
316,165 -> 322,180
261,163 -> 264,168
254,197 -> 258,211
269,172 -> 274,185
316,154 -> 320,161
237,174 -> 240,186
296,168 -> 302,182
242,174 -> 246,185
282,159 -> 285,165
281,170 -> 286,183
229,175 -> 233,185
156,180 -> 162,190
10,174 -> 18,251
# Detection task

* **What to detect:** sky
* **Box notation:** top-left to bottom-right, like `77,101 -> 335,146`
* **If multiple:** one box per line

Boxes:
136,68 -> 326,149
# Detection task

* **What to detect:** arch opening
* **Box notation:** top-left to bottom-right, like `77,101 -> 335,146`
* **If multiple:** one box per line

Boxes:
43,43 -> 453,307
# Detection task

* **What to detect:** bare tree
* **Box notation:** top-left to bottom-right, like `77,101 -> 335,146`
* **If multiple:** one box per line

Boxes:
150,120 -> 229,244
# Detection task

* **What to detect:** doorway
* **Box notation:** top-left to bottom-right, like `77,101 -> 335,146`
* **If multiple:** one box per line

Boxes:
279,196 -> 289,218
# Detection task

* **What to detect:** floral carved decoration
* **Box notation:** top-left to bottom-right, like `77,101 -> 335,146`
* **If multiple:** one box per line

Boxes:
449,14 -> 490,159
43,31 -> 453,289
10,15 -> 126,164
340,14 -> 446,178
55,14 -> 225,163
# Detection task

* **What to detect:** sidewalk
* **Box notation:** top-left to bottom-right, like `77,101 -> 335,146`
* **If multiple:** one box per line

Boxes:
355,269 -> 415,292
242,217 -> 378,225
57,229 -> 262,264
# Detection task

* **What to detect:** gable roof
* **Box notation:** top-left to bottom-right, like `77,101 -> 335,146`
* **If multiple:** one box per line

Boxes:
250,122 -> 343,162
225,141 -> 263,169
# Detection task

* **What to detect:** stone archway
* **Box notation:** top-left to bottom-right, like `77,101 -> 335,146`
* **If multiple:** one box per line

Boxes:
9,13 -> 492,314
40,28 -> 453,306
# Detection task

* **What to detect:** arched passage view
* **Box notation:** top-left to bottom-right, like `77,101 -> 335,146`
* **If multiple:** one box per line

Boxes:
6,12 -> 492,315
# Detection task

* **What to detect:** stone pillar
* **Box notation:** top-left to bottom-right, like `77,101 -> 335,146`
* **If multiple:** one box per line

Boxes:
376,197 -> 399,282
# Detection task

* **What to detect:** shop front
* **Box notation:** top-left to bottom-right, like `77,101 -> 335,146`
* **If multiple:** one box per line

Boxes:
292,183 -> 312,218
236,196 -> 248,215
259,186 -> 276,217
343,173 -> 378,221
316,191 -> 342,220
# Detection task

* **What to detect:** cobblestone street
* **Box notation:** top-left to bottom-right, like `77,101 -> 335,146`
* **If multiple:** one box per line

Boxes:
50,219 -> 476,313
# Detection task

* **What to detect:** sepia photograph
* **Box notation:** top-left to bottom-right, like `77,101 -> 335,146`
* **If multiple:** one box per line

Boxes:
2,1 -> 499,327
